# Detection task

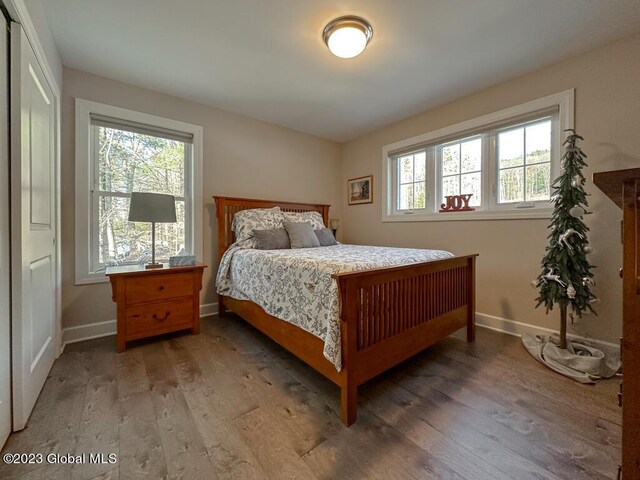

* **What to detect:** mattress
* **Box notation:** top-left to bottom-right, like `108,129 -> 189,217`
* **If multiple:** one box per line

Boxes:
216,243 -> 453,371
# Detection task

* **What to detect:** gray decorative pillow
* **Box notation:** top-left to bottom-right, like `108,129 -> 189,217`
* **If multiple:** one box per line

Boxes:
253,228 -> 291,250
284,221 -> 320,248
282,211 -> 325,229
315,228 -> 337,246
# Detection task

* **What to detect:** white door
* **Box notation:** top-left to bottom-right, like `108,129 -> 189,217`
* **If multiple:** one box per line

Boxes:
0,14 -> 11,447
10,23 -> 57,431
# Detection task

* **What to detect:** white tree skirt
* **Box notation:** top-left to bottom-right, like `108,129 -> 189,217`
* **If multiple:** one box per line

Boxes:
522,334 -> 620,383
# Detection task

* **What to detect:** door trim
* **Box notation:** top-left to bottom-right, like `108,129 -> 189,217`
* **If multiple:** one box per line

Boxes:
5,1 -> 62,358
3,1 -> 61,93
0,9 -> 11,449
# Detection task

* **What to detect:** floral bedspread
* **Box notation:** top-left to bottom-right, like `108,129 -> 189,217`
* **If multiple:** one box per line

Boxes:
216,243 -> 453,371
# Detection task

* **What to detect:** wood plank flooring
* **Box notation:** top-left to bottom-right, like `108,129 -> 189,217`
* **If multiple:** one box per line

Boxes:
0,315 -> 621,479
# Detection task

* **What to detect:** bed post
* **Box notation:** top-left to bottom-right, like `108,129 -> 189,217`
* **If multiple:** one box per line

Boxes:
467,255 -> 476,343
338,277 -> 358,426
321,205 -> 330,229
218,295 -> 227,317
340,375 -> 357,426
214,196 -> 228,317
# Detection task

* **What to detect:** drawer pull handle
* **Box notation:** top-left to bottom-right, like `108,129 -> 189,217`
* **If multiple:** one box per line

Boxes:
152,311 -> 171,323
158,285 -> 165,291
618,383 -> 623,407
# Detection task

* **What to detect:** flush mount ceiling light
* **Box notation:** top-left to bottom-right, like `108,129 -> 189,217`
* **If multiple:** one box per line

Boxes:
323,16 -> 373,59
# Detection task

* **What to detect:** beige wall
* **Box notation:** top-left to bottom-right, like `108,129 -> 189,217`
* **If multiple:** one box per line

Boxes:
340,32 -> 640,344
61,67 -> 342,329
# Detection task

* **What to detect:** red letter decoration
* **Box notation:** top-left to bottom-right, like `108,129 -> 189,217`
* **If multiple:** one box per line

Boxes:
439,194 -> 475,212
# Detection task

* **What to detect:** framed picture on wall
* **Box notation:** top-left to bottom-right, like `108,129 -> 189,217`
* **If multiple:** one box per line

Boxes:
348,175 -> 373,205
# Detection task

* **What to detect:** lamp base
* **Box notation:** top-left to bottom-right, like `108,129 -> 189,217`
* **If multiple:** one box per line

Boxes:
145,263 -> 163,269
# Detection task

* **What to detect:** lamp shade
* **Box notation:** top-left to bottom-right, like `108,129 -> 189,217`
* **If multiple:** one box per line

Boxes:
128,192 -> 177,223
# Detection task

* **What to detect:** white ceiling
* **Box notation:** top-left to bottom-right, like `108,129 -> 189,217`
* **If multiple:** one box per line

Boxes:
43,0 -> 640,142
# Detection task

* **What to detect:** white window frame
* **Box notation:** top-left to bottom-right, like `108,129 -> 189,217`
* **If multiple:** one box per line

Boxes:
75,99 -> 204,285
435,134 -> 486,210
382,90 -> 574,222
392,150 -> 430,214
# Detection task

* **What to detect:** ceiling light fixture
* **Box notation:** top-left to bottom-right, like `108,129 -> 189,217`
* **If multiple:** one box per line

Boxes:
323,16 -> 373,59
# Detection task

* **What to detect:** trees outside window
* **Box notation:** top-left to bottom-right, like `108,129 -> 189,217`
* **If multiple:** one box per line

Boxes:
92,123 -> 192,272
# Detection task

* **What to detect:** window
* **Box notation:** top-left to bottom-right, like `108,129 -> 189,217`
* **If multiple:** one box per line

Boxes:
497,119 -> 551,204
439,136 -> 482,207
397,151 -> 426,210
383,90 -> 573,221
76,100 -> 203,284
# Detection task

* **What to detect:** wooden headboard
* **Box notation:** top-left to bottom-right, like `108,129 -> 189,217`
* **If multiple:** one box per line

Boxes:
212,196 -> 331,263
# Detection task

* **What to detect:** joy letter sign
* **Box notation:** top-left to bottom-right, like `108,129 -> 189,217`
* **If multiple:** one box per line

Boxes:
439,194 -> 475,212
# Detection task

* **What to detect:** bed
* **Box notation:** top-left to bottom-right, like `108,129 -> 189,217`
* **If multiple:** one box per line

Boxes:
213,195 -> 477,426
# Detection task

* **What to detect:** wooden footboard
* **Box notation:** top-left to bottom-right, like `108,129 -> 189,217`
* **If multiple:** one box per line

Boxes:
334,254 -> 477,425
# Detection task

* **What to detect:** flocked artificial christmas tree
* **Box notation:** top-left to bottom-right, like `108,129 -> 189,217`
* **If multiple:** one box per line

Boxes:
533,129 -> 597,350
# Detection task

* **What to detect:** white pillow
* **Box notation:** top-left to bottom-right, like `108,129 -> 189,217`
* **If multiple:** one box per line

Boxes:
232,207 -> 284,243
282,211 -> 325,230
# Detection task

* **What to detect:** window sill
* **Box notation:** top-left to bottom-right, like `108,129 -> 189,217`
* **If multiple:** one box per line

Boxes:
75,272 -> 109,286
382,208 -> 553,222
76,261 -> 177,285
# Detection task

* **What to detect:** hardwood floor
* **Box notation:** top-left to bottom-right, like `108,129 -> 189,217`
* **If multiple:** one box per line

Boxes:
0,315 -> 621,480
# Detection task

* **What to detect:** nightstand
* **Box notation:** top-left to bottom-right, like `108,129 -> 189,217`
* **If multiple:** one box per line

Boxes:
106,263 -> 207,352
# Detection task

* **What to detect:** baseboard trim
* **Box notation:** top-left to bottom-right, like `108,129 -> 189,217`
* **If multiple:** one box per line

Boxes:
199,302 -> 219,318
61,319 -> 117,346
62,302 -> 219,347
475,312 -> 620,357
61,306 -> 619,359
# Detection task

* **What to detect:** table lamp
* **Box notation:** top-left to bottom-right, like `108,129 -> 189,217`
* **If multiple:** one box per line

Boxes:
330,218 -> 340,238
128,192 -> 177,269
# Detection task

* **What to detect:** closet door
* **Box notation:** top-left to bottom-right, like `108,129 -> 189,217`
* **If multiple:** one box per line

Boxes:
0,14 -> 11,447
10,23 -> 57,430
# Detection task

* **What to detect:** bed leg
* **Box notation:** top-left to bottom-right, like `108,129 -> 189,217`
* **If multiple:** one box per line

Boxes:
340,381 -> 357,426
218,295 -> 227,317
467,313 -> 476,343
467,257 -> 476,343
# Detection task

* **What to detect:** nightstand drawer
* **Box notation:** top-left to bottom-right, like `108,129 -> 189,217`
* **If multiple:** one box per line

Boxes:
126,299 -> 193,336
125,272 -> 193,305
